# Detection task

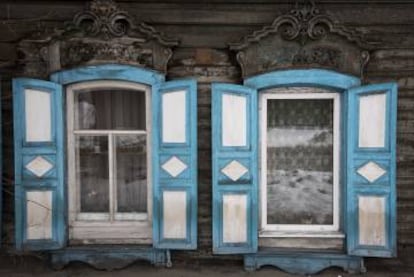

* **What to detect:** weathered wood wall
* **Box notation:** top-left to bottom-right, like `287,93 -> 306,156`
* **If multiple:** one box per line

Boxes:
0,0 -> 413,258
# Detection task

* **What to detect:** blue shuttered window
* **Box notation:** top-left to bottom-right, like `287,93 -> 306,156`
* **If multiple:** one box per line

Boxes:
212,83 -> 258,254
13,65 -> 198,251
13,78 -> 65,250
212,70 -> 398,259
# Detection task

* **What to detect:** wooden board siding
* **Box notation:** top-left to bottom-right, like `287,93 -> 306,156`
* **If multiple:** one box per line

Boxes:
0,1 -> 413,259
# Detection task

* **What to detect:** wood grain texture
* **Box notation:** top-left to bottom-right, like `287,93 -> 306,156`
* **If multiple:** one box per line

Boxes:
26,191 -> 52,240
358,196 -> 386,246
222,194 -> 247,243
0,0 -> 413,261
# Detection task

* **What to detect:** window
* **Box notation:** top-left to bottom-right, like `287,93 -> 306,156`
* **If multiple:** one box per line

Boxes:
67,81 -> 152,243
13,66 -> 198,250
212,70 -> 397,257
260,88 -> 341,236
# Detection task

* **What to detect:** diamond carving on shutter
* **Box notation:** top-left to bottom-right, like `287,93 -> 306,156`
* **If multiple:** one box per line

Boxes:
357,161 -> 386,183
221,160 -> 249,181
162,156 -> 188,178
25,156 -> 54,177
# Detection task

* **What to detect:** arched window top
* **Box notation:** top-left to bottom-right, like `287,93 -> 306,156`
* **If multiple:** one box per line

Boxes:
244,69 -> 361,92
50,64 -> 165,86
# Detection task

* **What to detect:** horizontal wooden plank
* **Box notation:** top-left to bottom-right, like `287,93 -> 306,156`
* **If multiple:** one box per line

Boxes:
397,78 -> 414,89
398,98 -> 414,111
2,1 -> 414,25
368,61 -> 414,72
168,65 -> 240,82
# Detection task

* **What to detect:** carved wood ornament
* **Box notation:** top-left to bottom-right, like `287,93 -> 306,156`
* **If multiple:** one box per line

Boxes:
17,0 -> 179,78
230,1 -> 373,79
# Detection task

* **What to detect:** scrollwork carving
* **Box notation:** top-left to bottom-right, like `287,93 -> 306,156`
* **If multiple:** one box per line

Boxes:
230,1 -> 367,51
292,47 -> 341,67
230,0 -> 373,78
60,41 -> 153,68
68,0 -> 131,39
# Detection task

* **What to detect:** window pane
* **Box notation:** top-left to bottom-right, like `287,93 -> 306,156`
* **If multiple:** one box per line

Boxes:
75,89 -> 146,130
267,99 -> 334,225
116,134 -> 147,213
76,136 -> 109,213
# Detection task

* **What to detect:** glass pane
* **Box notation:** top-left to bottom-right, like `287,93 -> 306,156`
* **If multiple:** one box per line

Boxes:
75,88 -> 146,130
267,99 -> 334,225
116,134 -> 147,213
76,136 -> 109,213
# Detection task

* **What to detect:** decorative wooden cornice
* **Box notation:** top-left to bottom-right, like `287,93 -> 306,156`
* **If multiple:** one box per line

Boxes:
63,0 -> 178,46
230,1 -> 373,78
17,0 -> 179,77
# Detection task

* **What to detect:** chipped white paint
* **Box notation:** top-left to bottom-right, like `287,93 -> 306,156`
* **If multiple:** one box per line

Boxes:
222,94 -> 247,147
357,161 -> 386,183
25,156 -> 53,177
26,191 -> 52,240
221,160 -> 248,181
163,191 -> 187,239
162,156 -> 188,177
358,196 -> 386,246
359,93 -> 386,148
70,221 -> 152,244
162,90 -> 186,143
25,89 -> 52,142
223,194 -> 247,243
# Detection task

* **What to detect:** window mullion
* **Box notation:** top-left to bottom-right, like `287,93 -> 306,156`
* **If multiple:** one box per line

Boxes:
113,134 -> 118,218
108,133 -> 115,222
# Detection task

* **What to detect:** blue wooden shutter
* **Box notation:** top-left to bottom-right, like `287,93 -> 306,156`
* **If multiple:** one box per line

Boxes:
346,83 -> 397,257
212,83 -> 258,254
13,78 -> 65,250
152,79 -> 197,249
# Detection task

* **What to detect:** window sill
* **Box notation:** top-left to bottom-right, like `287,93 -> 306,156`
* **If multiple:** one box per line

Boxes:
259,230 -> 345,238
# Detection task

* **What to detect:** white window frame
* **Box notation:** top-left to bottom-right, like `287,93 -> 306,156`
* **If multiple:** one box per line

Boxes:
67,80 -> 152,243
259,90 -> 342,238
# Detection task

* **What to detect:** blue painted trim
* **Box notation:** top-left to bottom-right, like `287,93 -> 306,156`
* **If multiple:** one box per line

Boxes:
152,79 -> 197,250
50,246 -> 168,270
212,83 -> 258,254
244,250 -> 365,274
340,91 -> 349,237
244,69 -> 361,91
247,70 -> 355,240
13,78 -> 65,250
346,82 -> 397,257
50,64 -> 165,86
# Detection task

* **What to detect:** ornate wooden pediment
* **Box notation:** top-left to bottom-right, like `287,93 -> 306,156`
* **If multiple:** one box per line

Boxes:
229,1 -> 374,78
17,0 -> 179,78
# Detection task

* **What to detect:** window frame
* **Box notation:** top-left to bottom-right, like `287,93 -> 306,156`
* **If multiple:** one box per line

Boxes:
66,80 -> 152,242
259,90 -> 342,237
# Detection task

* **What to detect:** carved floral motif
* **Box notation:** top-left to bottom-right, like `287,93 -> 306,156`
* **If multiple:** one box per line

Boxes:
230,0 -> 372,78
68,0 -> 131,39
60,41 -> 153,68
292,47 -> 341,67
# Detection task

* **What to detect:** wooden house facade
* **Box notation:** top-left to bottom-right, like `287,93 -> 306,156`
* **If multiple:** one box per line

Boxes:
0,0 -> 413,275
